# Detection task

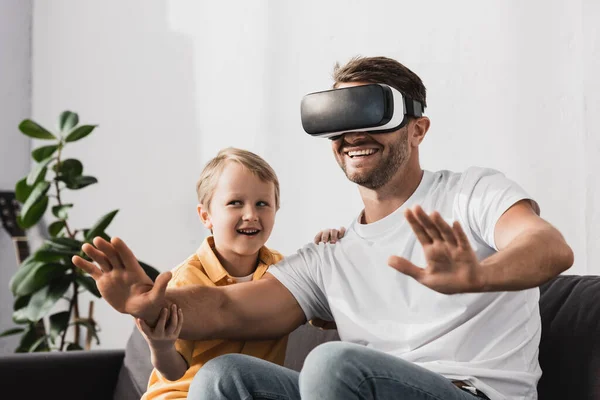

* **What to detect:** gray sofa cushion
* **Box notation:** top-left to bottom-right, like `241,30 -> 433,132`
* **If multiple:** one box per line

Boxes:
113,326 -> 153,400
284,323 -> 340,372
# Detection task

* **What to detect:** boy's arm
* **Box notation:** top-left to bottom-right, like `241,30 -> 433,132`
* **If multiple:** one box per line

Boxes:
148,345 -> 188,381
72,237 -> 307,341
136,306 -> 187,381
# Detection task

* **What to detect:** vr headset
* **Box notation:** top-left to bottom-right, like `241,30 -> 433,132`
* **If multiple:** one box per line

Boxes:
300,83 -> 425,139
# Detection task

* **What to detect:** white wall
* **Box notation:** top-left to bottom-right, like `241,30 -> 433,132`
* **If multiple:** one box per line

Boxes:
583,0 -> 600,271
29,0 -> 599,349
0,0 -> 33,355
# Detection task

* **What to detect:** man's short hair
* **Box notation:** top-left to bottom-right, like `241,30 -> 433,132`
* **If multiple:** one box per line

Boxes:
332,56 -> 427,108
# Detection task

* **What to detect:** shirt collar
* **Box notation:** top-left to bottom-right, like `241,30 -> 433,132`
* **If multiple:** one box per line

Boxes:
196,236 -> 273,284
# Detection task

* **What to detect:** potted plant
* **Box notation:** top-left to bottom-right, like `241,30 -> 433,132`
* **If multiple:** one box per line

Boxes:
0,111 -> 159,352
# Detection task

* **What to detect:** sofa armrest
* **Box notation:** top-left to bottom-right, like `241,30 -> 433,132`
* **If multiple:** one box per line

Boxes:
0,349 -> 124,400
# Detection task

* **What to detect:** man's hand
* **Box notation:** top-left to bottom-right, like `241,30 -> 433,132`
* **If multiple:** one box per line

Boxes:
387,205 -> 484,294
72,236 -> 172,321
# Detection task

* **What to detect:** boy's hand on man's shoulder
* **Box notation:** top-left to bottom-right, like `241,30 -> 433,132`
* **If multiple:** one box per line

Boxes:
314,227 -> 346,245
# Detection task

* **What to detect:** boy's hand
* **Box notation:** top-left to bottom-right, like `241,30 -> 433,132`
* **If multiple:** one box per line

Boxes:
136,304 -> 183,352
314,227 -> 346,244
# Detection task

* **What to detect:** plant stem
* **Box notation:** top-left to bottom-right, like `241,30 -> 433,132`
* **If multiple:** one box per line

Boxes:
53,144 -> 74,238
54,142 -> 81,349
72,279 -> 80,347
59,291 -> 75,351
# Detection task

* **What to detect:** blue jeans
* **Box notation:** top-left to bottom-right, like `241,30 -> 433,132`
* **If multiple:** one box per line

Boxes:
188,341 -> 484,400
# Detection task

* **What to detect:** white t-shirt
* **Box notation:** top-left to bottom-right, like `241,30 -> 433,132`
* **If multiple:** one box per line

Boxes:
233,272 -> 255,283
268,167 -> 542,400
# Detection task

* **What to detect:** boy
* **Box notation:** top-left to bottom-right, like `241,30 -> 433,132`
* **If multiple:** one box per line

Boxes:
136,147 -> 342,399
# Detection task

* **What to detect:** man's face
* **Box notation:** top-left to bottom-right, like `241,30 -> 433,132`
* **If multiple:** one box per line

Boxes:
330,82 -> 411,190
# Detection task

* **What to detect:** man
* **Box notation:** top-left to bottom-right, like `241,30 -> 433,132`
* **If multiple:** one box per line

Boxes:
73,56 -> 573,400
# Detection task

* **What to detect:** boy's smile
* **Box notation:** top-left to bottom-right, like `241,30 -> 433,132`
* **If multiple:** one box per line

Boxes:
237,228 -> 261,236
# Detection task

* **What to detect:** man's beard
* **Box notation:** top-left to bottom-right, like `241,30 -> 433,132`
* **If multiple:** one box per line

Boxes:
338,130 -> 409,190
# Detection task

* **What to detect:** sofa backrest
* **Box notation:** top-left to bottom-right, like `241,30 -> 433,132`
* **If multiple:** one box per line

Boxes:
537,275 -> 600,400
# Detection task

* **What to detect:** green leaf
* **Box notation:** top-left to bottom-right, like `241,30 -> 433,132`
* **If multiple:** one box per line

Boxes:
15,325 -> 40,352
139,260 -> 159,282
31,145 -> 59,162
15,177 -> 33,203
65,125 -> 96,142
65,175 -> 97,190
48,237 -> 82,250
14,294 -> 31,310
13,308 -> 29,324
66,342 -> 83,351
99,232 -> 112,242
51,204 -> 73,219
14,262 -> 69,297
26,156 -> 53,186
20,181 -> 50,216
48,220 -> 66,237
19,181 -> 50,227
54,158 -> 83,178
29,335 -> 50,352
18,196 -> 49,229
84,230 -> 111,242
15,166 -> 48,204
10,258 -> 45,295
12,294 -> 32,324
59,111 -> 79,132
25,276 -> 71,321
14,322 -> 48,352
75,274 -> 101,298
34,247 -> 79,260
0,327 -> 25,338
85,209 -> 119,241
49,311 -> 70,339
18,119 -> 57,140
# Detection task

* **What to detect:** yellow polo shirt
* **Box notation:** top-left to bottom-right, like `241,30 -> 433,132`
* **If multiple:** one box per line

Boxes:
141,236 -> 288,400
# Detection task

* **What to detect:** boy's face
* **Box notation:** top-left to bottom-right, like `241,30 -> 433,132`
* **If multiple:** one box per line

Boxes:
198,162 -> 277,262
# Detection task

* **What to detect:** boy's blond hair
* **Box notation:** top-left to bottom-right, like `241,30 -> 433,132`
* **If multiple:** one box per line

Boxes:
196,147 -> 280,210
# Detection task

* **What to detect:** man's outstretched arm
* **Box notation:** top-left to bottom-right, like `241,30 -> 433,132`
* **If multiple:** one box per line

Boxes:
72,237 -> 306,341
165,275 -> 306,340
475,199 -> 574,291
388,201 -> 574,294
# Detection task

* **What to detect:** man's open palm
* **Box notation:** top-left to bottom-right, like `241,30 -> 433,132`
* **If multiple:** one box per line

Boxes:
388,205 -> 484,294
72,237 -> 172,320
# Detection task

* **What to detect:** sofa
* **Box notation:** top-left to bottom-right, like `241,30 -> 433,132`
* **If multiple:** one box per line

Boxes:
1,274 -> 599,400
